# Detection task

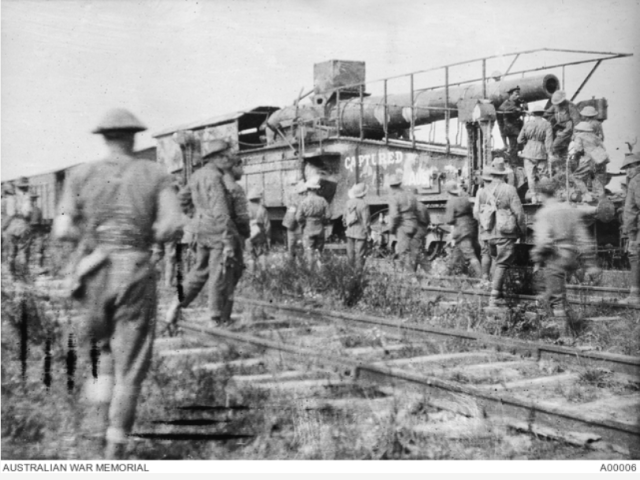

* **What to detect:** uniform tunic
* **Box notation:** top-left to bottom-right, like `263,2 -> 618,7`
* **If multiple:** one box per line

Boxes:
296,193 -> 331,258
444,195 -> 481,277
179,162 -> 246,321
517,116 -> 554,198
56,153 -> 183,444
247,201 -> 271,257
411,202 -> 431,272
570,131 -> 609,198
388,187 -> 418,257
499,98 -> 526,166
343,197 -> 371,269
531,198 -> 595,309
544,101 -> 581,156
624,173 -> 640,293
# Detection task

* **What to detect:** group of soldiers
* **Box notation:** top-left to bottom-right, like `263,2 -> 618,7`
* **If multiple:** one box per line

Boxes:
497,87 -> 609,204
1,177 -> 46,277
6,103 -> 637,460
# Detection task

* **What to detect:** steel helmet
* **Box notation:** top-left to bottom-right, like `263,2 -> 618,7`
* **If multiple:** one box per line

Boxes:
444,180 -> 460,195
580,106 -> 598,117
247,188 -> 263,200
551,90 -> 567,105
387,174 -> 402,186
202,139 -> 231,159
92,108 -> 147,134
348,183 -> 369,198
621,153 -> 640,169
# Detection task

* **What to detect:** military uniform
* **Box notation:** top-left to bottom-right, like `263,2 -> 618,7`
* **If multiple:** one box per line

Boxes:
498,91 -> 526,166
622,154 -> 640,303
544,92 -> 581,163
27,195 -> 46,271
570,124 -> 609,200
388,177 -> 418,268
5,181 -> 33,277
484,173 -> 526,304
247,197 -> 271,264
531,186 -> 597,327
473,172 -> 494,281
283,183 -> 305,259
412,201 -> 431,273
517,112 -> 553,202
54,108 -> 184,459
178,158 -> 247,323
343,183 -> 371,270
296,183 -> 330,263
444,188 -> 482,277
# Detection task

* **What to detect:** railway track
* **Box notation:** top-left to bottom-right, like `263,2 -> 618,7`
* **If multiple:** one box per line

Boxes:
5,271 -> 640,458
153,297 -> 640,457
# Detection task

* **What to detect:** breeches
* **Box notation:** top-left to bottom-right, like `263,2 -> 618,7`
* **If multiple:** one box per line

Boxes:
78,251 -> 156,442
542,259 -> 571,308
489,238 -> 516,292
182,242 -> 244,320
346,237 -> 367,269
449,237 -> 481,277
287,230 -> 302,257
524,158 -> 548,193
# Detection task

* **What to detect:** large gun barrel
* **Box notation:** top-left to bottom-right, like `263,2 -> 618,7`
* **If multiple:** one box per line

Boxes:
337,73 -> 560,136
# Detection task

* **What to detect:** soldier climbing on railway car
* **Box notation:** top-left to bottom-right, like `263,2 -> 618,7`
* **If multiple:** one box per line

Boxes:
620,152 -> 640,305
5,177 -> 33,278
343,183 -> 371,270
498,86 -> 527,167
443,180 -> 482,278
517,105 -> 555,204
531,178 -> 600,338
296,177 -> 331,266
544,90 -> 581,171
387,174 -> 418,271
568,122 -> 610,202
166,139 -> 248,327
579,106 -> 604,141
246,187 -> 271,271
484,166 -> 526,307
283,181 -> 306,260
53,108 -> 185,459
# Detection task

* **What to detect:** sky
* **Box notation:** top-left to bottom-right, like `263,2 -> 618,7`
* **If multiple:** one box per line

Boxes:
2,0 -> 640,181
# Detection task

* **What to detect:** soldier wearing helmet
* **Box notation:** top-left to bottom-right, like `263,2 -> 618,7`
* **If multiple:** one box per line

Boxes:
543,90 -> 581,169
498,86 -> 527,167
296,177 -> 331,265
166,138 -> 249,327
620,153 -> 640,305
569,121 -> 610,202
53,108 -> 185,459
246,187 -> 271,271
387,174 -> 418,270
579,105 -> 604,141
531,178 -> 599,337
443,180 -> 482,278
4,176 -> 33,277
343,183 -> 371,270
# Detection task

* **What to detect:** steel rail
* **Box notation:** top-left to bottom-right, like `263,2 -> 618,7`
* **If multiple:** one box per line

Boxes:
180,318 -> 640,451
236,297 -> 640,377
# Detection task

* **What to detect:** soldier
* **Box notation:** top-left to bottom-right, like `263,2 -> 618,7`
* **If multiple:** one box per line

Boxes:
387,174 -> 418,270
53,108 -> 184,459
246,188 -> 271,270
473,169 -> 495,284
498,86 -> 527,167
296,177 -> 331,265
531,178 -> 599,337
517,105 -> 554,204
620,153 -> 640,305
28,192 -> 46,272
5,177 -> 33,277
444,180 -> 482,277
569,121 -> 610,202
166,139 -> 248,327
1,183 -> 16,263
485,166 -> 526,306
579,106 -> 604,141
544,90 -> 581,168
412,191 -> 431,273
283,181 -> 306,260
343,183 -> 371,270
